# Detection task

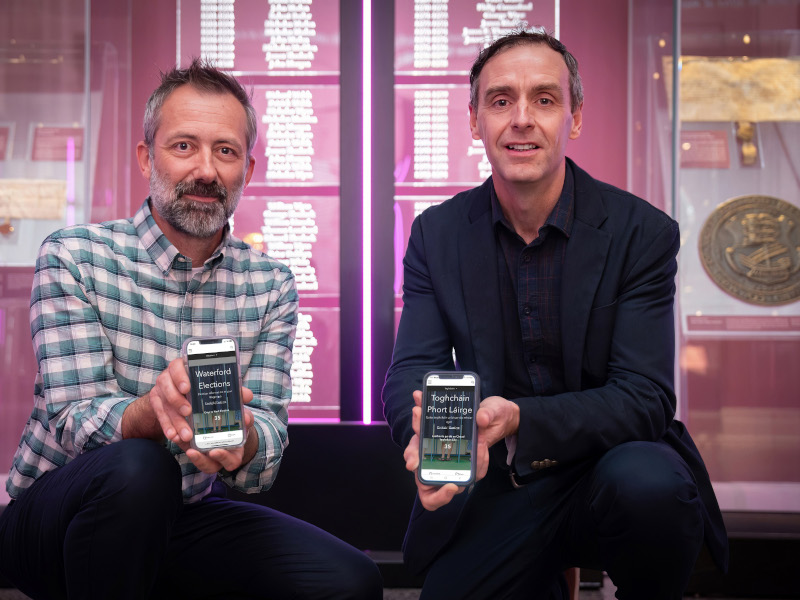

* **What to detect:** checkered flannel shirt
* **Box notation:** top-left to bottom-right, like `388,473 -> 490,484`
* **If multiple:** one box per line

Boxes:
6,199 -> 298,503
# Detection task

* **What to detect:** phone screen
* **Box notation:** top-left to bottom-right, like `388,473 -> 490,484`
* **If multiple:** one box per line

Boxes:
185,337 -> 245,450
419,372 -> 478,485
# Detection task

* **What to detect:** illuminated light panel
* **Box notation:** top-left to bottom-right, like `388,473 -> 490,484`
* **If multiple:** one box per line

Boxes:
66,137 -> 76,226
362,0 -> 372,424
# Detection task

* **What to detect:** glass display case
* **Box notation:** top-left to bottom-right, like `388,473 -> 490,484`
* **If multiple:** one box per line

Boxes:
630,0 -> 800,512
0,0 -> 132,503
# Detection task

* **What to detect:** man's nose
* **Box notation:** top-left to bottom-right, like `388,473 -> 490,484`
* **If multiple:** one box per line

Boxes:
192,148 -> 217,182
511,100 -> 535,128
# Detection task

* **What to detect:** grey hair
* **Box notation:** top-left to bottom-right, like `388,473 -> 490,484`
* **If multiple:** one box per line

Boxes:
143,57 -> 258,157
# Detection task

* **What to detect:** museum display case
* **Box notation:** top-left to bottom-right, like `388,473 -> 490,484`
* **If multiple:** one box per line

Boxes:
630,0 -> 799,512
0,0 -> 132,494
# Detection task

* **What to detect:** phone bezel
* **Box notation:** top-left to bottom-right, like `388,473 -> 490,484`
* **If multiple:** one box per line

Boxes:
418,370 -> 479,486
183,336 -> 246,452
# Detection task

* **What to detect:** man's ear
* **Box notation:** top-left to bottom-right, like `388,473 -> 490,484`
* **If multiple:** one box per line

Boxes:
469,104 -> 481,141
136,141 -> 152,179
244,154 -> 255,186
569,102 -> 584,140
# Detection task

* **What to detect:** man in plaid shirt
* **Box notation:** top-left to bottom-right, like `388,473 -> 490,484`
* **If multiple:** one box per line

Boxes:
0,59 -> 381,600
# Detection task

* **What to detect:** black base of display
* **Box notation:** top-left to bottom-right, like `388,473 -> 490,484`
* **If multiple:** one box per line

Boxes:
2,424 -> 798,597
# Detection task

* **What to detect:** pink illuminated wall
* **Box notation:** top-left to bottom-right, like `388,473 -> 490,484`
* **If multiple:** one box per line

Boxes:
0,0 -> 637,492
4,0 -> 797,515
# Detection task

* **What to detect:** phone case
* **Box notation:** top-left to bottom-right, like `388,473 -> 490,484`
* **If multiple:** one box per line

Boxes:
182,336 -> 247,452
418,370 -> 480,486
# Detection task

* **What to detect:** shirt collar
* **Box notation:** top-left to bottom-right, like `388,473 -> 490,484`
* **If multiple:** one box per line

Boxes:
134,199 -> 231,275
490,161 -> 575,239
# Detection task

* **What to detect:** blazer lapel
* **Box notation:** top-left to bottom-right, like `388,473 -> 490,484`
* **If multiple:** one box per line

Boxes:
561,161 -> 611,390
459,181 -> 506,396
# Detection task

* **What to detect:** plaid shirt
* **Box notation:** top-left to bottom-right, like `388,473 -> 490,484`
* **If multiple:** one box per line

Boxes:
7,200 -> 298,503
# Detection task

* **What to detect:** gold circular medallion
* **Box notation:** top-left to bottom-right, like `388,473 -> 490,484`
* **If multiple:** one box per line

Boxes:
698,195 -> 800,305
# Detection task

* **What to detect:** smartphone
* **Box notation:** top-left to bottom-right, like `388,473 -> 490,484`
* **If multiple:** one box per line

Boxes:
183,336 -> 246,451
418,371 -> 480,486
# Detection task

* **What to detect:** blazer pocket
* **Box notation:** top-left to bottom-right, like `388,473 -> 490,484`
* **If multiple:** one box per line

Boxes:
583,300 -> 617,383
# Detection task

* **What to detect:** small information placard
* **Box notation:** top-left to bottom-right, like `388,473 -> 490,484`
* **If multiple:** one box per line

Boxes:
31,126 -> 84,161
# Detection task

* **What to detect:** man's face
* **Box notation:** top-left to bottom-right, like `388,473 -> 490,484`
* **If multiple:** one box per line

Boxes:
138,85 -> 255,239
469,43 -> 582,195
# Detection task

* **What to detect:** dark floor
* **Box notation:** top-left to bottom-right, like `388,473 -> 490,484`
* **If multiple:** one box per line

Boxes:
2,512 -> 797,599
0,583 -> 788,600
382,576 -> 789,599
0,569 -> 792,599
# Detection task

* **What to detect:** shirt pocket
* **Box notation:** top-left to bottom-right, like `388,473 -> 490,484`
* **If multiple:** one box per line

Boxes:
213,321 -> 263,376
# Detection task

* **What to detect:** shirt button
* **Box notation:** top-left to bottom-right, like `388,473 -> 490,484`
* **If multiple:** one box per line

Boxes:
529,355 -> 536,363
522,253 -> 532,263
522,304 -> 532,316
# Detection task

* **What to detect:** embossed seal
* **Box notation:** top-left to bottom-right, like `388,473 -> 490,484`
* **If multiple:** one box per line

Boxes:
699,195 -> 800,305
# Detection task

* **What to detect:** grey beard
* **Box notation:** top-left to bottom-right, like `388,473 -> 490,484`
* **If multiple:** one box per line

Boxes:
149,171 -> 243,239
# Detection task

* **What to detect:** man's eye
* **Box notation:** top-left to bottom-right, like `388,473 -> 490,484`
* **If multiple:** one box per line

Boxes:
177,142 -> 190,151
538,98 -> 552,106
495,99 -> 508,107
220,147 -> 232,155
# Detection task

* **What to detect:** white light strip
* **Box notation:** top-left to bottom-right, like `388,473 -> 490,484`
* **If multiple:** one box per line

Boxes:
362,0 -> 373,424
554,0 -> 560,39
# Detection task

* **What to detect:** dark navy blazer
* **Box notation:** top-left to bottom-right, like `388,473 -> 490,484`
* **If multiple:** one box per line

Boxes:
382,158 -> 729,575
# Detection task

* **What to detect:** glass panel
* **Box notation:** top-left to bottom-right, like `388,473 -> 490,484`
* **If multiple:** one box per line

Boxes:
0,0 -> 90,503
392,0 -> 558,329
677,0 -> 800,512
177,0 -> 342,421
631,0 -> 800,512
0,0 -> 132,502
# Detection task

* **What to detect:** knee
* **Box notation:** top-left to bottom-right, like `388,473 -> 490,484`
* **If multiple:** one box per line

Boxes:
94,439 -> 182,510
590,442 -> 703,537
331,552 -> 383,600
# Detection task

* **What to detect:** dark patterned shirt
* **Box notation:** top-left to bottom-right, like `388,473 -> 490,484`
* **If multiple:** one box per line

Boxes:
491,163 -> 575,400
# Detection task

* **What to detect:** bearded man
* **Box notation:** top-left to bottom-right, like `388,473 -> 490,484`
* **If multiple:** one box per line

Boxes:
0,59 -> 382,600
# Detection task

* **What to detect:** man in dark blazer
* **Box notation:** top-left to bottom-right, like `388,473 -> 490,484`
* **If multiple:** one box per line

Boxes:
382,30 -> 728,599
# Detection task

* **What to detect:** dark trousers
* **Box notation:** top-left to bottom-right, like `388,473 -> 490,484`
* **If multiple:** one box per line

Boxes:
0,439 -> 382,600
419,440 -> 705,600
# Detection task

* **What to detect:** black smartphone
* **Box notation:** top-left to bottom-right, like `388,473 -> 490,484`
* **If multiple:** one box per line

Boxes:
418,371 -> 480,486
183,336 -> 246,451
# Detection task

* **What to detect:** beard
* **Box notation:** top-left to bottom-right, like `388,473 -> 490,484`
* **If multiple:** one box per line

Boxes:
148,165 -> 245,239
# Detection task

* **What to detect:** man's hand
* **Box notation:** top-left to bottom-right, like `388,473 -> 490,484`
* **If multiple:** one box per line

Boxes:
473,395 -> 520,478
184,412 -> 258,474
147,357 -> 195,444
404,390 -> 521,511
122,357 -> 258,473
403,390 -> 464,511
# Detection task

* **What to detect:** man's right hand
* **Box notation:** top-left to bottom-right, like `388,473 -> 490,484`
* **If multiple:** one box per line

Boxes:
403,390 -> 464,511
122,357 -> 192,444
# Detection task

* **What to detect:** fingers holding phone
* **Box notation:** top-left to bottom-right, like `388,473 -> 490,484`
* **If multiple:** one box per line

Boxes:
148,357 -> 194,444
183,337 -> 247,453
404,391 -> 461,511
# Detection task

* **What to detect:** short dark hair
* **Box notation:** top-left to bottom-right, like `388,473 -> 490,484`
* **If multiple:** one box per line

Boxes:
469,28 -> 583,113
143,58 -> 258,157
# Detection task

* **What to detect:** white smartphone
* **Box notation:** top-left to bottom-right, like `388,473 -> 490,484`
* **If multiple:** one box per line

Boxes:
418,371 -> 480,486
183,336 -> 246,451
